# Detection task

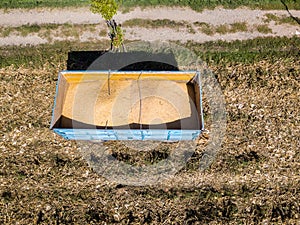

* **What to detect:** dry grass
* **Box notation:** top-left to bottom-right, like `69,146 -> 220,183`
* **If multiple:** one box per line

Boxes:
264,13 -> 300,26
255,24 -> 273,34
194,22 -> 272,36
0,47 -> 299,224
122,19 -> 196,33
0,23 -> 103,41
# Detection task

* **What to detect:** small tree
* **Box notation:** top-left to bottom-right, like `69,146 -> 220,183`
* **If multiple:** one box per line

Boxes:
90,0 -> 125,51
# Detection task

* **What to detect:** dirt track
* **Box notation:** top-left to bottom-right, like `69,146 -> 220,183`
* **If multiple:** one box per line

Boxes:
0,7 -> 300,45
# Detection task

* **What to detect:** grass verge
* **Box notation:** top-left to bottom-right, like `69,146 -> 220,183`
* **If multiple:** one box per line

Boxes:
122,19 -> 196,33
123,19 -> 186,29
194,22 -> 273,36
0,0 -> 88,9
264,13 -> 300,25
2,36 -> 299,69
0,23 -> 100,38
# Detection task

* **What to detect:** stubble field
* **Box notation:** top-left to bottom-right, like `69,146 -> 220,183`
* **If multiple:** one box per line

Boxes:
0,35 -> 299,224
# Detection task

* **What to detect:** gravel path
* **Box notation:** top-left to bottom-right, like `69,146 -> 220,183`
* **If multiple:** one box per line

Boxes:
0,7 -> 299,46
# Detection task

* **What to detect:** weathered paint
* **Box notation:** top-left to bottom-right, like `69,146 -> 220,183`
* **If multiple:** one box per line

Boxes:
53,129 -> 201,141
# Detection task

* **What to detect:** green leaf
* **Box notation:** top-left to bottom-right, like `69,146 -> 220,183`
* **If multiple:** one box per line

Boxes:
90,0 -> 118,20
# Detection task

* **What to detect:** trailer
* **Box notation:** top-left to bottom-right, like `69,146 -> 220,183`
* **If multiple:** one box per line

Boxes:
50,52 -> 204,141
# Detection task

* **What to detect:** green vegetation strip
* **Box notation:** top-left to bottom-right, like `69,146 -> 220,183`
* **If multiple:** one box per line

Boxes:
0,0 -> 88,8
1,36 -> 298,69
0,41 -> 108,70
264,13 -> 300,25
123,19 -> 186,29
0,23 -> 99,38
0,0 -> 299,10
122,19 -> 196,33
187,36 -> 300,65
195,22 -> 250,35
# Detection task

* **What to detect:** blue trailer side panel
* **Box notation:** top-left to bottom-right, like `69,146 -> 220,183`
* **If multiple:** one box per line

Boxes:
54,129 -> 202,141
